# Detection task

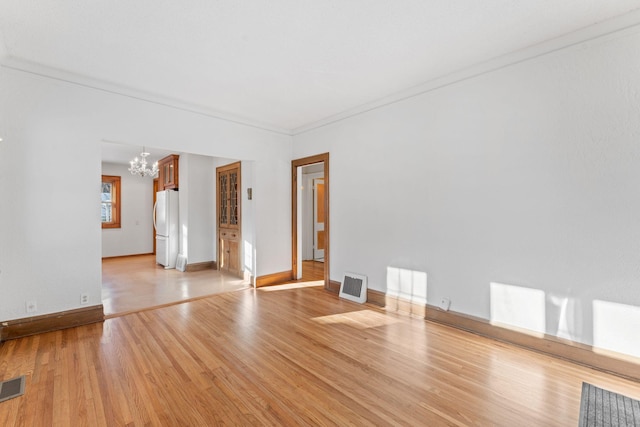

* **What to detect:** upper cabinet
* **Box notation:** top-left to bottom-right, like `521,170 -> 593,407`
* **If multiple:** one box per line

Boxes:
158,154 -> 179,190
217,162 -> 241,231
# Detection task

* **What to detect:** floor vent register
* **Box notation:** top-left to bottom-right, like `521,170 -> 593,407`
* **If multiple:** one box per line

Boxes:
339,272 -> 368,304
0,376 -> 25,403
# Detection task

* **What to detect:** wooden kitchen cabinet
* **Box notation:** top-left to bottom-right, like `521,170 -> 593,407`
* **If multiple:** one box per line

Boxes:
217,162 -> 241,276
158,154 -> 179,190
219,229 -> 240,274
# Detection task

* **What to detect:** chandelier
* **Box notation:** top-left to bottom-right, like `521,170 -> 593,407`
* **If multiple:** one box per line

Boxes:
128,147 -> 158,178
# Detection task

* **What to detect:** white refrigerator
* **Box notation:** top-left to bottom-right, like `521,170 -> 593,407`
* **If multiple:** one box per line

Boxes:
154,190 -> 179,269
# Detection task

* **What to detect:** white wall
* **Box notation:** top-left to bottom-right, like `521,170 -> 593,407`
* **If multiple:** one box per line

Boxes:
253,157 -> 292,276
0,65 -> 292,321
178,153 -> 216,265
293,26 -> 640,354
101,162 -> 155,257
241,160 -> 257,281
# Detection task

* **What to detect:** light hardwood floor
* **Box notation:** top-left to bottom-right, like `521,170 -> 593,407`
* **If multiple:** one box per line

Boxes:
301,259 -> 324,281
102,256 -> 324,317
101,255 -> 251,317
1,284 -> 640,425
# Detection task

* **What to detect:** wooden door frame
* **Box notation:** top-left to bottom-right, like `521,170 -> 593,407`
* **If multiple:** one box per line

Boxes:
312,177 -> 325,261
292,153 -> 330,290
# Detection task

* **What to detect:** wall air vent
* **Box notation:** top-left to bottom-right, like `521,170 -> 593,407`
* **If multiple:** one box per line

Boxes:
0,375 -> 25,403
339,272 -> 368,304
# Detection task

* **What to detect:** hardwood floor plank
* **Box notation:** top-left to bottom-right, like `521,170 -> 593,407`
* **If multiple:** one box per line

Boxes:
2,286 -> 640,426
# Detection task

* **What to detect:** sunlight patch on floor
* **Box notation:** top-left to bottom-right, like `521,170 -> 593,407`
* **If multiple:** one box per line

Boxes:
312,309 -> 401,329
258,281 -> 324,291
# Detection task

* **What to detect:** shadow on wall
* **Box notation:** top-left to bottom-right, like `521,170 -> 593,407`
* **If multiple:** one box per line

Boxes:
385,266 -> 428,316
547,290 -> 582,341
379,271 -> 640,360
490,281 -> 640,359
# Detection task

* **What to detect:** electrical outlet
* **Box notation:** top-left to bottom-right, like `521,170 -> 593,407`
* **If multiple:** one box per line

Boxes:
80,294 -> 89,304
439,297 -> 451,311
26,300 -> 37,313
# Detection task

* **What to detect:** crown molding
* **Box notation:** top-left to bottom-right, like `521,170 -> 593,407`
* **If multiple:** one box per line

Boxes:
0,55 -> 293,137
292,8 -> 640,136
4,7 -> 640,138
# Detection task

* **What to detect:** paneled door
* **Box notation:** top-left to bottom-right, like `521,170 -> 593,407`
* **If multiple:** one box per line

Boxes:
217,162 -> 241,276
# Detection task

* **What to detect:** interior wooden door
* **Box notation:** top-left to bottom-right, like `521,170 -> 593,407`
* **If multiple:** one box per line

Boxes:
217,162 -> 241,276
313,178 -> 325,261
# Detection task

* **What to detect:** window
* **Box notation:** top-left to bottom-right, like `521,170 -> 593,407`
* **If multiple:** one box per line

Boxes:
101,175 -> 121,229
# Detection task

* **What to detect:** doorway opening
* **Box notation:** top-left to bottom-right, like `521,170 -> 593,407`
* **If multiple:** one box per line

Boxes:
101,144 -> 252,317
292,153 -> 330,289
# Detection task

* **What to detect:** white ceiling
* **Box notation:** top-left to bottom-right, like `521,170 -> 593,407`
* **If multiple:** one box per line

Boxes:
101,140 -> 176,165
2,0 -> 640,135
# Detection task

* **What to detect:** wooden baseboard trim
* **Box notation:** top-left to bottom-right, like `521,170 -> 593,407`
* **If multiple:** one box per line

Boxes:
368,289 -> 640,382
0,305 -> 105,342
366,288 -> 386,306
367,289 -> 427,317
327,280 -> 341,293
185,261 -> 216,272
256,270 -> 294,288
102,253 -> 153,260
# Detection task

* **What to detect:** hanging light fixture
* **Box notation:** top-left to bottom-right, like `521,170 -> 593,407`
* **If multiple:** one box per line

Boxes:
128,147 -> 159,178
